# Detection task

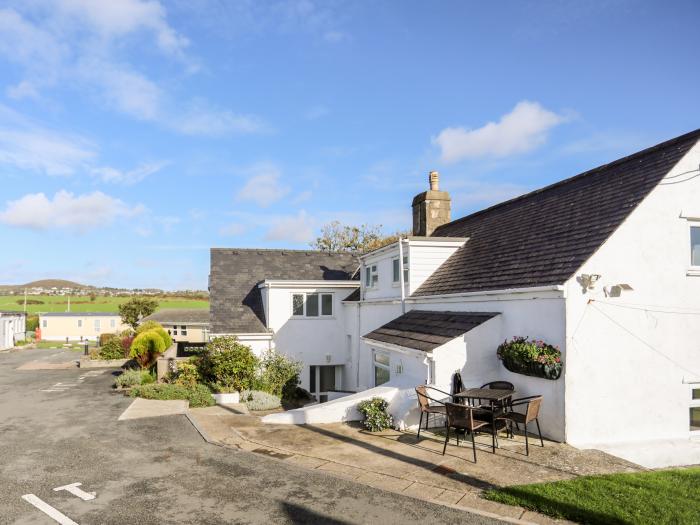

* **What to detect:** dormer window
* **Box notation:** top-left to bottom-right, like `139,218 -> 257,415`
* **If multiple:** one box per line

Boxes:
392,256 -> 408,284
365,265 -> 378,288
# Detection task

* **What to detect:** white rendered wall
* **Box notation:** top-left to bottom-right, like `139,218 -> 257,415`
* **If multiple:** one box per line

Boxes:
407,240 -> 464,294
564,141 -> 700,447
265,284 -> 359,392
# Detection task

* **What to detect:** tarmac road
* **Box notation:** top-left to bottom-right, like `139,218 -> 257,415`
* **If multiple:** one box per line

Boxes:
0,347 -> 504,524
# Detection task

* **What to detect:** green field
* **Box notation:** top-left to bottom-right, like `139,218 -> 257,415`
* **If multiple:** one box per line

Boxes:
0,295 -> 208,314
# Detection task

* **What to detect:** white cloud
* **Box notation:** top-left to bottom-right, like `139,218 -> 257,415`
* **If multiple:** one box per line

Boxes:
236,163 -> 290,207
170,102 -> 269,136
6,80 -> 40,100
292,190 -> 312,204
0,190 -> 143,231
265,210 -> 315,243
91,161 -> 167,185
433,101 -> 567,163
219,223 -> 246,236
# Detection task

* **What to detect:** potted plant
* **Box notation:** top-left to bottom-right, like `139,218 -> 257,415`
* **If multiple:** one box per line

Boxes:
497,337 -> 562,380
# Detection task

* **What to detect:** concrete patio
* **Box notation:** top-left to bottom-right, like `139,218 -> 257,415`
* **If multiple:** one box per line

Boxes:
188,404 -> 643,524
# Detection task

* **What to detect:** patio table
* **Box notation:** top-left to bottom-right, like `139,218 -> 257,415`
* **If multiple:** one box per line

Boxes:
454,388 -> 514,452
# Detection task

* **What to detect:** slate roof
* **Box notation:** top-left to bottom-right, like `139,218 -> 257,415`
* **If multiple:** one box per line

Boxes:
210,248 -> 359,334
414,129 -> 700,296
343,288 -> 361,302
142,309 -> 209,325
363,310 -> 499,352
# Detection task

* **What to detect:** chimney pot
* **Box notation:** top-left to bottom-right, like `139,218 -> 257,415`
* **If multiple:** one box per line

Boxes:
429,171 -> 439,191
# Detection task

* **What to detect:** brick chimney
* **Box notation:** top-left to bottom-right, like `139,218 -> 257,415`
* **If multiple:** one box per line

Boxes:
412,171 -> 451,236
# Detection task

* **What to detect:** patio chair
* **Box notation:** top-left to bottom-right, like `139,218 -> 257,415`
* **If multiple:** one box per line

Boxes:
415,385 -> 449,441
496,395 -> 544,455
442,402 -> 492,462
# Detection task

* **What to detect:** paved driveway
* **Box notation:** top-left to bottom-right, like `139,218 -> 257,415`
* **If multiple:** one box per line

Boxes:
0,348 -> 504,524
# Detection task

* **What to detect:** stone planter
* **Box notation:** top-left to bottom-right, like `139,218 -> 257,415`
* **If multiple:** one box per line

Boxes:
212,392 -> 240,404
501,356 -> 562,380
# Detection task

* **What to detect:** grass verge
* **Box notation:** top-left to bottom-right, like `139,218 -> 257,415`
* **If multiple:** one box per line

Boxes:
483,467 -> 700,525
130,383 -> 214,408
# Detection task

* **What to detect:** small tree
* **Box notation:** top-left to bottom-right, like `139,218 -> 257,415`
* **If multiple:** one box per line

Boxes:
119,297 -> 159,330
311,221 -> 408,254
130,330 -> 167,369
258,349 -> 302,398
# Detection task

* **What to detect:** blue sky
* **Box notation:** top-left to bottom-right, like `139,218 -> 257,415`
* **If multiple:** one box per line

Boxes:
0,0 -> 698,290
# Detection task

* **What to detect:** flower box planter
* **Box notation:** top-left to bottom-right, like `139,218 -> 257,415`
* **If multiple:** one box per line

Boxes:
501,355 -> 562,380
212,392 -> 240,405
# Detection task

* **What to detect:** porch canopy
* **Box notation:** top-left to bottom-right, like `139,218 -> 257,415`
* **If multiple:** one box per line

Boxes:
362,310 -> 499,352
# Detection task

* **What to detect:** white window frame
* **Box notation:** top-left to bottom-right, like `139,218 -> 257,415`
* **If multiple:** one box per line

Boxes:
110,319 -> 116,329
690,384 -> 700,435
365,264 -> 379,289
77,319 -> 82,328
372,349 -> 390,387
392,255 -> 409,285
94,319 -> 101,332
42,319 -> 47,328
181,325 -> 188,336
291,292 -> 334,318
690,223 -> 700,271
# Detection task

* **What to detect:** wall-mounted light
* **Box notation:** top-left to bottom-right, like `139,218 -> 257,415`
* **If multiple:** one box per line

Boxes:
578,273 -> 602,292
604,283 -> 634,298
325,353 -> 332,364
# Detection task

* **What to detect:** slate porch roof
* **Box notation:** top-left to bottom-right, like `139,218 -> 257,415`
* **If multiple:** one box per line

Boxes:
210,248 -> 359,334
414,129 -> 700,296
362,310 -> 499,352
142,308 -> 210,325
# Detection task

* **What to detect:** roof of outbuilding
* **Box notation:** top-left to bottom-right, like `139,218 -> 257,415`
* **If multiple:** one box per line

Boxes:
362,310 -> 499,352
142,308 -> 209,325
414,129 -> 700,297
40,312 -> 120,317
210,248 -> 359,334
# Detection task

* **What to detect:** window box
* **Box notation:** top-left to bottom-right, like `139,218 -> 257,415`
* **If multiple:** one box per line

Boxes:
497,336 -> 563,380
501,356 -> 562,380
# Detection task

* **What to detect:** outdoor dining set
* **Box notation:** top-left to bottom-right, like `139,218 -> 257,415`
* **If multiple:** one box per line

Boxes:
415,382 -> 544,463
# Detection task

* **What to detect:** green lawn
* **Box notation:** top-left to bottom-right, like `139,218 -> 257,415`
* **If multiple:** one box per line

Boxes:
0,295 -> 208,314
32,340 -> 93,351
483,467 -> 700,525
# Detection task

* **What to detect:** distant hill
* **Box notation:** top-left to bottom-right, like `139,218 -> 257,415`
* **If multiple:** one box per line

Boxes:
20,279 -> 90,289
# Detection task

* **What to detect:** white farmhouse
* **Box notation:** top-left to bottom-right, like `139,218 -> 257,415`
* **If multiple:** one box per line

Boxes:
210,129 -> 700,457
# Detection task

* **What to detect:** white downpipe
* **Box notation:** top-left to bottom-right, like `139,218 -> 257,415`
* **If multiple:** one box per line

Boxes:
398,237 -> 406,314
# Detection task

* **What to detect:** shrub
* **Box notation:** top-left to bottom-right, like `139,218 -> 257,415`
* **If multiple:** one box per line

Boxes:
200,336 -> 258,392
98,337 -> 126,360
497,336 -> 561,366
114,369 -> 154,388
18,299 -> 43,305
26,315 -> 39,332
129,330 -> 167,369
170,360 -> 201,388
130,383 -> 214,408
357,397 -> 393,432
257,349 -> 302,398
240,390 -> 281,411
136,320 -> 162,335
14,339 -> 28,346
99,333 -> 117,346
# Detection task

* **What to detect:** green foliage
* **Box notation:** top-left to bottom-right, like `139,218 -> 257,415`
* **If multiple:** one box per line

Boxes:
311,221 -> 409,254
130,383 -> 214,408
357,397 -> 393,432
26,315 -> 39,332
99,333 -> 117,346
114,369 -> 154,388
170,360 -> 201,388
483,467 -> 700,525
98,337 -> 126,360
14,339 -> 28,346
199,336 -> 258,392
257,349 -> 302,398
240,389 -> 281,411
118,297 -> 159,330
497,336 -> 561,366
17,299 -> 43,305
136,320 -> 162,334
129,330 -> 167,369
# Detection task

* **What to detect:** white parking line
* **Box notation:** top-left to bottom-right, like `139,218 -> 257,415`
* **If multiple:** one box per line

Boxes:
21,494 -> 79,525
54,482 -> 96,501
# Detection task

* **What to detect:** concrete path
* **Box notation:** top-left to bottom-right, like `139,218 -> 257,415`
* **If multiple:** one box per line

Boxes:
190,405 -> 635,524
0,347 -> 508,524
118,398 -> 188,420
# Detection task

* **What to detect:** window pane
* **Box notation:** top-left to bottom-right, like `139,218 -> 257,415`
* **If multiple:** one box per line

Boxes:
693,388 -> 700,400
292,294 -> 304,316
393,258 -> 399,282
321,294 -> 333,315
692,227 -> 700,266
375,365 -> 390,386
371,274 -> 379,287
309,366 -> 316,393
320,365 -> 336,392
374,352 -> 390,366
691,407 -> 700,431
365,267 -> 371,286
306,293 -> 319,316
